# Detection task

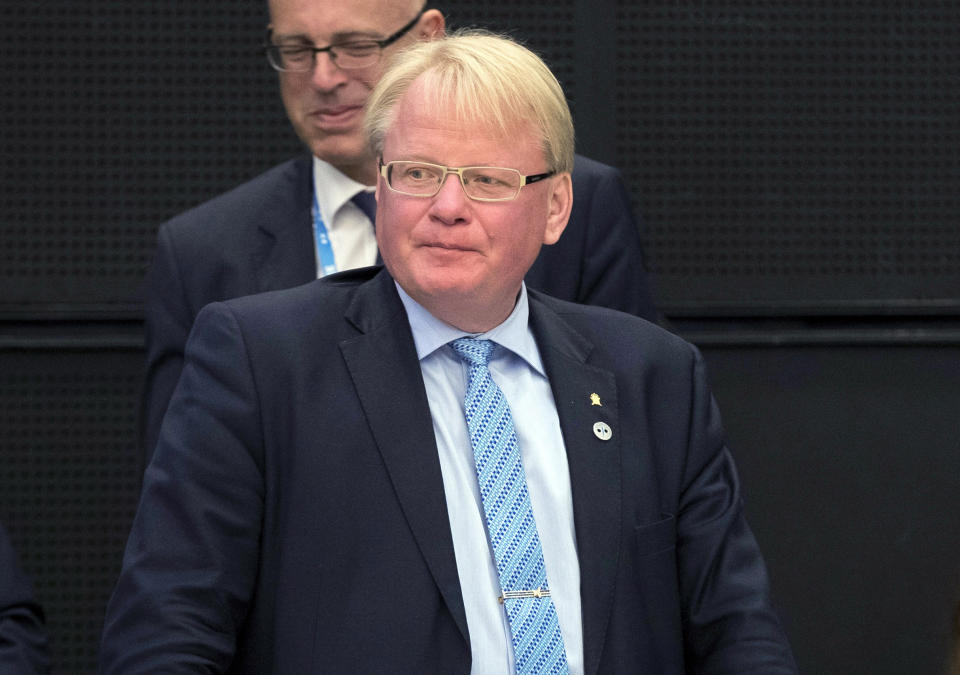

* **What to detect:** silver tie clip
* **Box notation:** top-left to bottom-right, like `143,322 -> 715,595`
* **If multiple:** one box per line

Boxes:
498,587 -> 551,604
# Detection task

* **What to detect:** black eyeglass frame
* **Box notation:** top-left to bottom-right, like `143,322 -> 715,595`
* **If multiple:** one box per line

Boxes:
264,7 -> 426,72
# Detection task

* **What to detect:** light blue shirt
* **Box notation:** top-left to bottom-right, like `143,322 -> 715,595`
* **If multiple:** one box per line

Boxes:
397,283 -> 584,675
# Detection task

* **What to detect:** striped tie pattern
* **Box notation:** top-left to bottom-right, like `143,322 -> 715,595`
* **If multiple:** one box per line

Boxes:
450,337 -> 569,674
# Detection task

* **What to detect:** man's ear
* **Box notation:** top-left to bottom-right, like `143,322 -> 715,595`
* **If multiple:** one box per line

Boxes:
542,172 -> 572,245
418,9 -> 445,39
374,171 -> 382,201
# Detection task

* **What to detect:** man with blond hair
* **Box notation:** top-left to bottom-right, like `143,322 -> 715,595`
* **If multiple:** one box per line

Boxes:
139,0 -> 658,466
103,32 -> 794,674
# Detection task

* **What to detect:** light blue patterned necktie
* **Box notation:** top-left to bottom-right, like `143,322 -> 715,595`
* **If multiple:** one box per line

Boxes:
450,337 -> 570,675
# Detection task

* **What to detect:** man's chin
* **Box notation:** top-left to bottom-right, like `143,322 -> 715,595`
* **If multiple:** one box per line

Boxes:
306,136 -> 376,183
397,270 -> 480,303
309,136 -> 364,160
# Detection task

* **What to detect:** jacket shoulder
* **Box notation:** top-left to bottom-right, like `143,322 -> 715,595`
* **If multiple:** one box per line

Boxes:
571,153 -> 621,184
530,289 -> 694,369
207,265 -> 383,341
159,156 -> 310,243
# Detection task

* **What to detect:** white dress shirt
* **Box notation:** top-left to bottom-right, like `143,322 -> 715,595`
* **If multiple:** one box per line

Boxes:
397,283 -> 584,675
311,156 -> 378,276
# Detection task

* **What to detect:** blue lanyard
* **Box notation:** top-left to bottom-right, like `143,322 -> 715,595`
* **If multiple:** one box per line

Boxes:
312,189 -> 337,276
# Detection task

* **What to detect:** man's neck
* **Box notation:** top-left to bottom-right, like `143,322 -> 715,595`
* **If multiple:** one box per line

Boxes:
396,281 -> 530,350
403,286 -> 523,335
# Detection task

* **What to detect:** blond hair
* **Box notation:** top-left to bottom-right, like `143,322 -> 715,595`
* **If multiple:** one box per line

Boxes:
365,29 -> 574,173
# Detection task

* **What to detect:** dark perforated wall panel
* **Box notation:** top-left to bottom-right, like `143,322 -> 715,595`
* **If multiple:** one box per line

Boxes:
0,350 -> 141,673
439,3 -> 577,114
703,345 -> 960,675
1,1 -> 299,310
615,2 -> 960,312
3,1 -> 957,314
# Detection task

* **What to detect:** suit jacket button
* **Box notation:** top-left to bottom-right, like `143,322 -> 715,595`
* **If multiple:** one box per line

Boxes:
593,421 -> 612,441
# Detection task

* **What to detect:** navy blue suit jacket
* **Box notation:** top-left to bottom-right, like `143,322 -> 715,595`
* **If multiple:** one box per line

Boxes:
0,522 -> 48,674
140,155 -> 657,464
104,267 -> 794,674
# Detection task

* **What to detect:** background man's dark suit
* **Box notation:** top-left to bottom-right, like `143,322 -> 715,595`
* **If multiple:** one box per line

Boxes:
140,154 -> 658,464
0,521 -> 48,674
104,267 -> 794,673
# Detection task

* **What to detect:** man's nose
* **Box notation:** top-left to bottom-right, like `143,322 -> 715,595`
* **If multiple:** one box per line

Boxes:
430,172 -> 470,223
310,52 -> 349,90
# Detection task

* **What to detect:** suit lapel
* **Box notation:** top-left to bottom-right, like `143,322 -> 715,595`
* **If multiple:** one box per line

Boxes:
254,156 -> 316,293
338,272 -> 469,642
335,278 -> 622,663
528,293 -> 621,675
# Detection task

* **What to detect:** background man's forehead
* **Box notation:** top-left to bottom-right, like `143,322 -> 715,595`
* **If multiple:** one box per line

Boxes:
268,0 -> 421,22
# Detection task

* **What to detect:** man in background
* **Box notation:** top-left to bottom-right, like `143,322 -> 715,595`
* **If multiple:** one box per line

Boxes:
140,0 -> 658,464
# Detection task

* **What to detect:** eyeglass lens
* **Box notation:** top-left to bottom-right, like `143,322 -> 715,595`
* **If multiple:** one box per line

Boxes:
269,41 -> 381,71
387,162 -> 522,200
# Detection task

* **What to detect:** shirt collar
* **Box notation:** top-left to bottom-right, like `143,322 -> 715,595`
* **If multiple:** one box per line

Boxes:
396,282 -> 546,377
312,155 -> 375,228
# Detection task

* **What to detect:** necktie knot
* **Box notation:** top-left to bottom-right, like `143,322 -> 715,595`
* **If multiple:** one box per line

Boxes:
351,190 -> 377,225
450,337 -> 495,367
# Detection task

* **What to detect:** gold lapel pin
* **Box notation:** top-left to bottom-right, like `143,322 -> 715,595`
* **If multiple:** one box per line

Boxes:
590,392 -> 602,406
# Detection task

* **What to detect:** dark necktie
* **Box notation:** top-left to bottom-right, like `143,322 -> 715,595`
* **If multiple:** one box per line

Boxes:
351,190 -> 377,227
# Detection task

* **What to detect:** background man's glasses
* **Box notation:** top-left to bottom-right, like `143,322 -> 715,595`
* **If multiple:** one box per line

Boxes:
380,160 -> 556,202
265,9 -> 424,72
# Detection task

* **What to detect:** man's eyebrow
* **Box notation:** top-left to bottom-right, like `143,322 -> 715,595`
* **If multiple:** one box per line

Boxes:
271,29 -> 384,44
